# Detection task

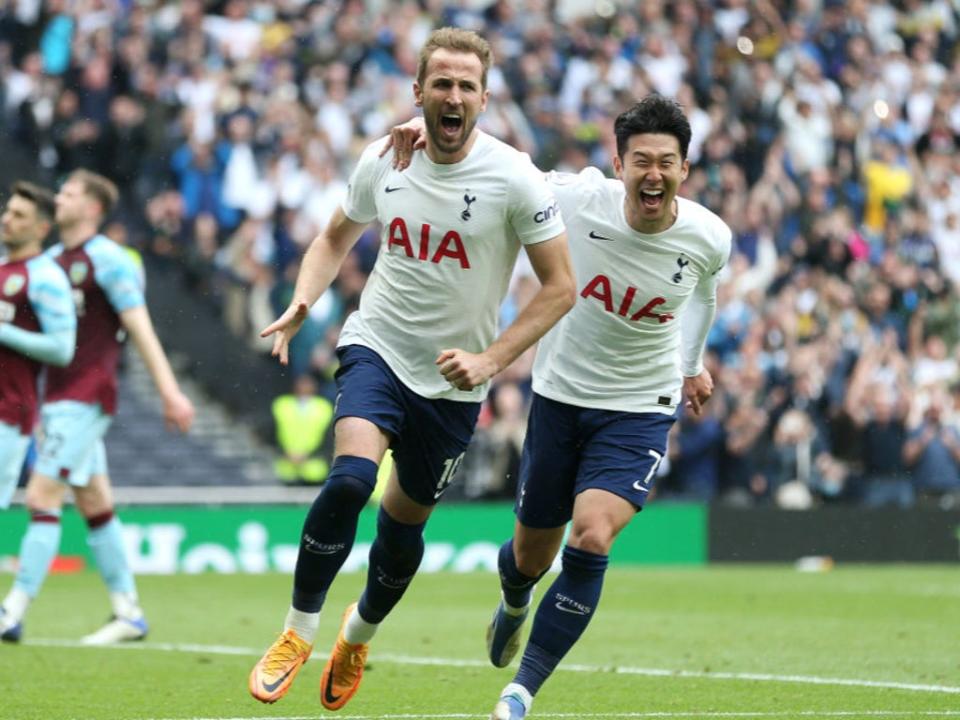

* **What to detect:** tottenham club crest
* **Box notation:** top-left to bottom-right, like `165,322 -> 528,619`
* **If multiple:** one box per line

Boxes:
3,273 -> 25,297
69,261 -> 88,286
672,255 -> 690,283
461,191 -> 477,221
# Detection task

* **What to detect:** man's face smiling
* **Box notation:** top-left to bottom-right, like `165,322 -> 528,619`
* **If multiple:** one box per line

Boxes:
415,48 -> 489,163
614,133 -> 689,234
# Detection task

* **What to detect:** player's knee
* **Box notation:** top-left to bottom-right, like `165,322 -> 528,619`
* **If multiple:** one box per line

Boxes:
567,523 -> 616,556
24,480 -> 64,514
512,542 -> 555,578
321,455 -> 379,512
73,488 -> 112,518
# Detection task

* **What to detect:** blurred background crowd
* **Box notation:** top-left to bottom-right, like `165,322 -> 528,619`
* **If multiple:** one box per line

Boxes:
2,0 -> 960,509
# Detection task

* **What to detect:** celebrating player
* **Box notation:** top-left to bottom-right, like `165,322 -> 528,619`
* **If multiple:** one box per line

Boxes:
386,95 -> 731,719
248,27 -> 575,712
0,182 -> 75,529
0,170 -> 195,645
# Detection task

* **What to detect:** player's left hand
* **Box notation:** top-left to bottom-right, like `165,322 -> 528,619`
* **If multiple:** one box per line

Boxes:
436,348 -> 499,391
163,389 -> 195,433
683,370 -> 713,416
378,117 -> 426,171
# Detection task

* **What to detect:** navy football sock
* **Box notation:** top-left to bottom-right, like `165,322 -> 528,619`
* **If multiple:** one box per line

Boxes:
292,455 -> 377,613
357,505 -> 426,624
498,538 -> 544,609
514,545 -> 608,696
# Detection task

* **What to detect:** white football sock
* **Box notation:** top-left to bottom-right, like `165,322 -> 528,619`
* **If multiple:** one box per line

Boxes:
343,604 -> 379,644
502,682 -> 534,710
2,586 -> 30,622
110,591 -> 143,621
284,606 -> 320,644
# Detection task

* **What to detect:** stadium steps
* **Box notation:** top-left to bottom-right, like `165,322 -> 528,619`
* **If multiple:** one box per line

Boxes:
105,347 -> 278,489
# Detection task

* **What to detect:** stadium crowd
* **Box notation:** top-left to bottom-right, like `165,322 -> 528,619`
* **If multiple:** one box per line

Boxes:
3,0 -> 960,509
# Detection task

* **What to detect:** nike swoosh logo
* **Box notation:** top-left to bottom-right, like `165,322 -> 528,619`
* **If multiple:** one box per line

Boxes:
589,230 -> 614,241
262,666 -> 296,693
385,186 -> 404,193
554,602 -> 588,615
323,665 -> 342,705
632,481 -> 651,492
305,546 -> 343,555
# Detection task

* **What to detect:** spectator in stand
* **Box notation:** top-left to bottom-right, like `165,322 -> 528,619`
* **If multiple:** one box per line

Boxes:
903,389 -> 960,505
4,1 -> 960,507
669,405 -> 724,502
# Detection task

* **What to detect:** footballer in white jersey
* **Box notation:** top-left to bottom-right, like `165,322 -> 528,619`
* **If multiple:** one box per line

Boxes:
340,130 -> 564,402
482,96 -> 731,720
251,29 -> 575,714
534,167 -> 731,414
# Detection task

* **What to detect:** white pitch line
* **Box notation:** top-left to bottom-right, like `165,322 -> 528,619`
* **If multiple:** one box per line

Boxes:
26,638 -> 960,697
140,712 -> 960,720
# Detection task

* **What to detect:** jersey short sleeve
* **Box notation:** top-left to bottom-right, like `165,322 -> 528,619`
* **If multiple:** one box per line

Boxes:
27,255 -> 76,335
87,236 -> 145,313
341,140 -> 383,225
506,157 -> 565,245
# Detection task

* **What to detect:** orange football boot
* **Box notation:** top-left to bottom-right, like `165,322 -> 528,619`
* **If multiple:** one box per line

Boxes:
249,628 -> 313,703
320,603 -> 369,710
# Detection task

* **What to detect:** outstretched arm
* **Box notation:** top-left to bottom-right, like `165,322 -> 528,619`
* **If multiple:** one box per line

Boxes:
260,206 -> 368,365
437,234 -> 576,391
121,305 -> 195,432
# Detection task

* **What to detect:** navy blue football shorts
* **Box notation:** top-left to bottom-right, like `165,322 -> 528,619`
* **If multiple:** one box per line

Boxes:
334,344 -> 481,505
515,392 -> 676,528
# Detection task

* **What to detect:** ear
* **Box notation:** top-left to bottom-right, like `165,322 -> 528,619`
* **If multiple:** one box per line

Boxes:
478,87 -> 490,113
413,81 -> 423,108
613,153 -> 624,180
680,158 -> 690,183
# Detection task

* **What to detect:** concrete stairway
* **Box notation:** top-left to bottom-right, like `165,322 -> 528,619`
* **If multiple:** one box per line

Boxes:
106,347 -> 277,488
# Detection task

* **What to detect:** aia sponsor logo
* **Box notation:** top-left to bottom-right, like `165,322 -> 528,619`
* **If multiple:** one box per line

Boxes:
387,218 -> 470,269
580,274 -> 674,323
534,200 -> 560,224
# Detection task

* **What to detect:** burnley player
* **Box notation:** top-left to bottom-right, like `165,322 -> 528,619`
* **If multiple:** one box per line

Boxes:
248,28 -> 575,712
384,95 -> 730,719
0,170 -> 194,645
0,182 -> 75,519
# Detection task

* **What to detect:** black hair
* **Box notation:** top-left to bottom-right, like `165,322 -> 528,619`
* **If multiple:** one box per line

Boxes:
614,94 -> 692,161
10,181 -> 56,221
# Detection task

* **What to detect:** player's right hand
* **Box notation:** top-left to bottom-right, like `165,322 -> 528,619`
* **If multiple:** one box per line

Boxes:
260,302 -> 309,366
378,118 -> 426,171
164,389 -> 195,433
436,348 -> 499,391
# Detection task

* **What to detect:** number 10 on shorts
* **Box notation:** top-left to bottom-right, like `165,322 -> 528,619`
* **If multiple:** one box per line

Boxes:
434,452 -> 465,499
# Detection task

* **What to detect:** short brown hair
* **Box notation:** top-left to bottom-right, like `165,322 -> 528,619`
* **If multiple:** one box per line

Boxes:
67,169 -> 118,218
11,181 -> 56,221
417,27 -> 492,90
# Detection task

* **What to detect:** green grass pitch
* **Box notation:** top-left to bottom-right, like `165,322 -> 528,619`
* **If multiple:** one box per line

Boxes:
0,565 -> 957,720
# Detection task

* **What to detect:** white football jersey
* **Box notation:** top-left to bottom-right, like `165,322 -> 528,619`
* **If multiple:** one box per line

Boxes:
533,167 -> 731,414
339,131 -> 565,401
